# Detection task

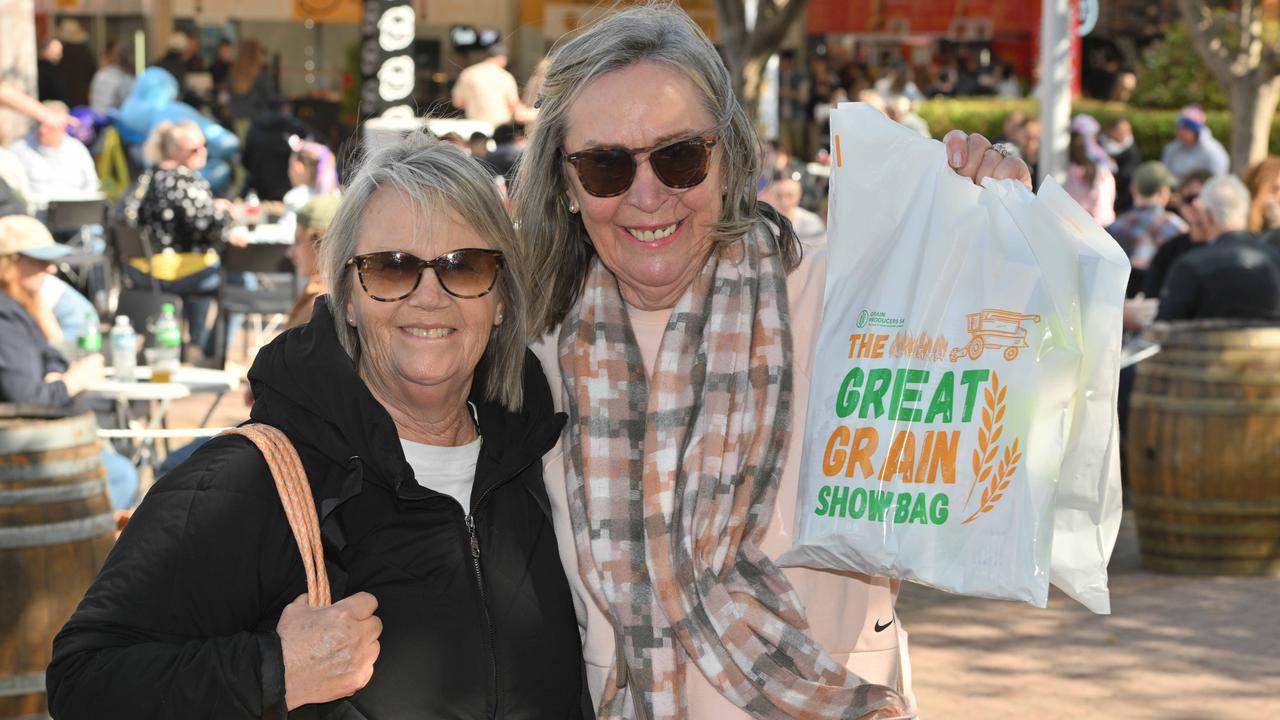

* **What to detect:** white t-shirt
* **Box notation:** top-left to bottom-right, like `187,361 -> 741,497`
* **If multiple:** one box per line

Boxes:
401,436 -> 482,512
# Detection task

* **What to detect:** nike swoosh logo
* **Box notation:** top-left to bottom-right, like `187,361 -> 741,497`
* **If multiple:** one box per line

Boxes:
874,618 -> 895,633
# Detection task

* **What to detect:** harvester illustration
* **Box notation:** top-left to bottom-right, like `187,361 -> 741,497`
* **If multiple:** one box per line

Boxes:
949,309 -> 1041,362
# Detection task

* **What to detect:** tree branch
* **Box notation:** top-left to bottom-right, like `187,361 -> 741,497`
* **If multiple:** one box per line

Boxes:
1175,0 -> 1234,83
747,0 -> 812,59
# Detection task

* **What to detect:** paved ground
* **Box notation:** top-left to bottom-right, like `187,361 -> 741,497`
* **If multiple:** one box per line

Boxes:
900,514 -> 1280,719
164,372 -> 1280,719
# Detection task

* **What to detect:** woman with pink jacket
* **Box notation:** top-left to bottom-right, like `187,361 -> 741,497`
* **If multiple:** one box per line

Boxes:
512,6 -> 1032,719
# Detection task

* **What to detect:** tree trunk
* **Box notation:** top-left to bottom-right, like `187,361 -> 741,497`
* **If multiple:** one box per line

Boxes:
1229,75 -> 1280,174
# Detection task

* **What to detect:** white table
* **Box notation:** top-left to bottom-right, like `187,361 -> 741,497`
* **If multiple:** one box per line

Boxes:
87,366 -> 241,471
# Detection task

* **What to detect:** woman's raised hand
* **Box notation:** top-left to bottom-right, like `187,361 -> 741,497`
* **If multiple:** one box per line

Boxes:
277,591 -> 382,710
943,129 -> 1033,191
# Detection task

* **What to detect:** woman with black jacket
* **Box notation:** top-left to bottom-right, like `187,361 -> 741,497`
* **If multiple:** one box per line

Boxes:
48,137 -> 586,718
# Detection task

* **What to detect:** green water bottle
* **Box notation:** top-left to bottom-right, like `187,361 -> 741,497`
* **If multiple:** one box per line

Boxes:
78,313 -> 102,355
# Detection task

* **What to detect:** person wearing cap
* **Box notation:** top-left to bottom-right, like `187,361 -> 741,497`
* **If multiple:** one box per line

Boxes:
1107,161 -> 1188,296
1161,111 -> 1229,183
451,43 -> 525,127
0,215 -> 138,511
285,195 -> 339,328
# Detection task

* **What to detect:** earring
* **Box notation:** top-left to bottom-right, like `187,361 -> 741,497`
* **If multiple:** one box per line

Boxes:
496,312 -> 504,324
569,202 -> 579,214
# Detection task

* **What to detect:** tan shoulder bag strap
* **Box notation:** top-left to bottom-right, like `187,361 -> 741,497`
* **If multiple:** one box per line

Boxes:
221,424 -> 332,608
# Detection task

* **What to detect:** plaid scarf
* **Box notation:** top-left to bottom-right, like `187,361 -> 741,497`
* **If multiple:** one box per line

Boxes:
559,226 -> 908,719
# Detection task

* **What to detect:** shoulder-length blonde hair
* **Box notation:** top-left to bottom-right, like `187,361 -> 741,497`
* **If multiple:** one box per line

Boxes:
510,1 -> 799,337
322,132 -> 530,411
230,40 -> 265,95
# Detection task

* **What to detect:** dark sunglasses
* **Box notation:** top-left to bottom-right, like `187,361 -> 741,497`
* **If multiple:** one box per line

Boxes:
564,135 -> 717,198
346,249 -> 504,301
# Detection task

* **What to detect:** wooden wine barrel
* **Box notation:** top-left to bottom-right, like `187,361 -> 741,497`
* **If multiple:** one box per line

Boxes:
0,405 -> 115,720
1127,320 -> 1280,575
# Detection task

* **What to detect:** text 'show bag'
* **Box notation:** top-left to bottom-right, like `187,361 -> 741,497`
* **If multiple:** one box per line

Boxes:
777,103 -> 1129,611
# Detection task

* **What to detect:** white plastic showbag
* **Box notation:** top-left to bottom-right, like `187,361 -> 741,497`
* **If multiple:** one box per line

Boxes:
777,104 -> 1128,611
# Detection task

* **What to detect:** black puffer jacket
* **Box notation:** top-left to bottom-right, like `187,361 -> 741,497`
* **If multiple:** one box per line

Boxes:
48,298 -> 585,719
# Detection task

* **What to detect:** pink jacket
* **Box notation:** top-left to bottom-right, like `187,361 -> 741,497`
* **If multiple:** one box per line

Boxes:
533,245 -> 916,718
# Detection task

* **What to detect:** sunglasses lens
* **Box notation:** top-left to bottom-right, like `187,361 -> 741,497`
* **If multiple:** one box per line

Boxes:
437,250 -> 501,297
576,148 -> 635,197
651,139 -> 711,188
359,252 -> 421,300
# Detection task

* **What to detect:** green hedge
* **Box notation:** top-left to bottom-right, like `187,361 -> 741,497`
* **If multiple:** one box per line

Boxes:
915,98 -> 1280,166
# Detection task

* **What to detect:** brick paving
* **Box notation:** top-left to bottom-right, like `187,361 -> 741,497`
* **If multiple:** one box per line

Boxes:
161,366 -> 1280,720
900,514 -> 1280,719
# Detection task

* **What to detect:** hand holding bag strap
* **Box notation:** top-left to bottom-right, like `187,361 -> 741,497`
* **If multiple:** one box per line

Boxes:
221,424 -> 332,607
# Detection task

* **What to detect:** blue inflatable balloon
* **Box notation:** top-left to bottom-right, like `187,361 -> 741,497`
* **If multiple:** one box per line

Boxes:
116,68 -> 179,144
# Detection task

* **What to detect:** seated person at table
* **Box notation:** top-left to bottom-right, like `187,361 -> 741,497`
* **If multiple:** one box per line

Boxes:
286,195 -> 339,328
0,215 -> 137,510
123,120 -> 247,358
9,100 -> 100,200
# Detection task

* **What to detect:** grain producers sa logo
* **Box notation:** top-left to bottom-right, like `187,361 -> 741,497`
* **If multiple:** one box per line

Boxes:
856,308 -> 905,329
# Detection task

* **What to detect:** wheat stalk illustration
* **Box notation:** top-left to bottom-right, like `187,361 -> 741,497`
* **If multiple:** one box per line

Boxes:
962,372 -> 1019,525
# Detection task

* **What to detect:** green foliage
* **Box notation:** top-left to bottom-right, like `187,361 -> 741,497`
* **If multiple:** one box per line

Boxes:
915,98 -> 1280,164
1128,20 -> 1228,110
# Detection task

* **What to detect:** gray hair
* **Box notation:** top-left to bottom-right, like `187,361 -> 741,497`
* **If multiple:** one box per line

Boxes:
510,1 -> 799,336
1200,175 -> 1251,230
322,132 -> 529,411
142,120 -> 202,164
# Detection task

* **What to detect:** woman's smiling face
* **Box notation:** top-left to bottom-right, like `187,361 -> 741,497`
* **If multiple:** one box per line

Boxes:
562,60 -> 723,310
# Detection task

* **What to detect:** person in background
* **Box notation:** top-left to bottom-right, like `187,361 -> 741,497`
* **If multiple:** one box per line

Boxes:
481,123 -> 522,186
56,18 -> 97,108
240,110 -> 310,201
284,195 -> 339,329
1100,118 -> 1142,215
993,60 -> 1022,98
776,49 -> 810,159
765,171 -> 825,246
209,38 -> 233,94
522,56 -> 551,124
0,79 -> 76,131
1065,130 -> 1116,226
0,143 -> 33,215
1158,175 -> 1280,321
1243,155 -> 1280,243
279,136 -> 338,231
1142,169 -> 1214,300
10,100 -> 100,199
123,121 -> 247,358
1161,109 -> 1229,183
885,94 -> 930,138
0,215 -> 137,511
36,36 -> 66,103
467,131 -> 490,161
154,31 -> 193,90
89,40 -> 136,116
228,40 -> 278,130
1107,161 -> 1186,297
452,43 -> 523,127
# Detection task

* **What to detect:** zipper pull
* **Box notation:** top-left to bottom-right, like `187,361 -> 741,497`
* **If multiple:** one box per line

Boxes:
465,514 -> 480,559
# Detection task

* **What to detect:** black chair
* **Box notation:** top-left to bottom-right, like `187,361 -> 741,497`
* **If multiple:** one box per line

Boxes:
108,221 -> 158,294
213,242 -> 298,364
45,198 -> 108,239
